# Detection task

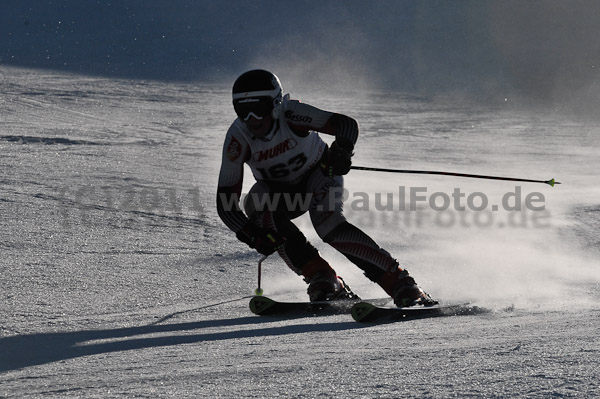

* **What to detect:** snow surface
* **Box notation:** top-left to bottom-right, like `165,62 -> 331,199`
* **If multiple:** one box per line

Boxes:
1,65 -> 599,398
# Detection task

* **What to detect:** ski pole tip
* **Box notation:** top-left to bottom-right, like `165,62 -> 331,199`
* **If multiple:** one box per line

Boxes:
546,178 -> 561,187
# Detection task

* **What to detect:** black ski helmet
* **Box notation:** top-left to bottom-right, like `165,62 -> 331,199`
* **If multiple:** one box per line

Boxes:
232,70 -> 283,120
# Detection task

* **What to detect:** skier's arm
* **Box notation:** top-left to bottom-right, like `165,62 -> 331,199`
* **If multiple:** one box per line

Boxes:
284,100 -> 358,148
284,100 -> 357,175
216,132 -> 250,233
216,129 -> 286,255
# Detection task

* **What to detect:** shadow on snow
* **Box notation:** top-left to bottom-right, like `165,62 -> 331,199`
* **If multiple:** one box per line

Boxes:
0,316 -> 365,373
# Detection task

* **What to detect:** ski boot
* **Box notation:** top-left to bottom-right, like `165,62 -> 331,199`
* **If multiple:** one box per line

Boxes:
302,254 -> 360,302
378,266 -> 437,307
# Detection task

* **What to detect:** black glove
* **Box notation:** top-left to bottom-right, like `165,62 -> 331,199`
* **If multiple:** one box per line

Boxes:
236,224 -> 286,256
321,139 -> 354,177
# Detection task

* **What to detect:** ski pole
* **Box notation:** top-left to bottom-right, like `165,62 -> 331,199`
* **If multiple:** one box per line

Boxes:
350,165 -> 561,187
255,255 -> 268,296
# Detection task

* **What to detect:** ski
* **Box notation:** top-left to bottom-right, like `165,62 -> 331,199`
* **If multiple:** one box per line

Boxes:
351,301 -> 481,323
249,295 -> 391,316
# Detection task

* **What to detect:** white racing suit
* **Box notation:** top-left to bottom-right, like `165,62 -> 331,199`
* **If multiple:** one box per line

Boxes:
217,95 -> 398,284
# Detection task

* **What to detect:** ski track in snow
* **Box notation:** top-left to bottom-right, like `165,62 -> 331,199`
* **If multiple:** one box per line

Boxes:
1,66 -> 599,398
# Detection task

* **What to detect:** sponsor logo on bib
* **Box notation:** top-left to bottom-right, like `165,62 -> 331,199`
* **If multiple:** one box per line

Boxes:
253,138 -> 298,162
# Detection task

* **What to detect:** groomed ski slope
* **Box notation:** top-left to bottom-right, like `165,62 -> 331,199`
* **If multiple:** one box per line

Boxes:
1,67 -> 599,398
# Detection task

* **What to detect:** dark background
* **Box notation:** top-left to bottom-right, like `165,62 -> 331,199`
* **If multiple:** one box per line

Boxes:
1,1 -> 599,107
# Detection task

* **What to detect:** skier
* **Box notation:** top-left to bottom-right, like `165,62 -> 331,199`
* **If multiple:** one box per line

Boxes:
216,69 -> 434,306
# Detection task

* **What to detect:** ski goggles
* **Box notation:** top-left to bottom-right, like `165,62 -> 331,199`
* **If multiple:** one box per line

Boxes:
233,97 -> 274,121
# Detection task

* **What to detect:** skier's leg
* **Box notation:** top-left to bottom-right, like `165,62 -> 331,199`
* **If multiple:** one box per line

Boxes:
244,181 -> 353,300
306,169 -> 396,278
308,170 -> 433,306
321,221 -> 434,306
244,181 -> 316,273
